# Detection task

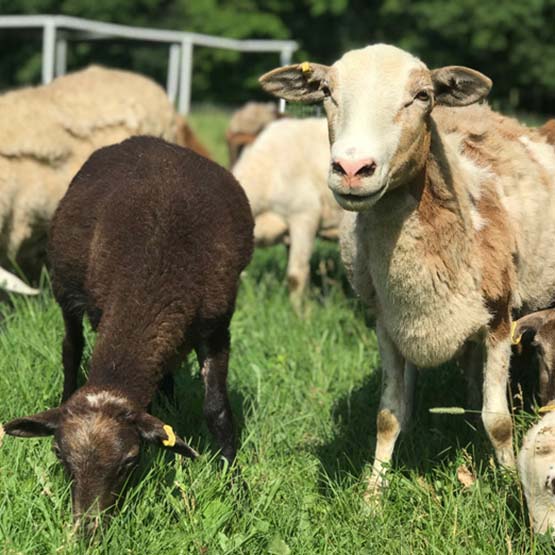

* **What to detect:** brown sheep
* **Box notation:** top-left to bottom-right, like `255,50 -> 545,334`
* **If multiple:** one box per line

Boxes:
3,136 -> 254,529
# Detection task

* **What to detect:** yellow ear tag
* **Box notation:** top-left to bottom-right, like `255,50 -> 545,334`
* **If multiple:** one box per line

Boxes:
510,321 -> 522,345
539,405 -> 555,414
162,424 -> 176,447
300,62 -> 312,73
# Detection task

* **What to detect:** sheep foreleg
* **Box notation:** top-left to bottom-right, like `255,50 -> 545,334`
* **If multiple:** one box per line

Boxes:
482,332 -> 515,468
197,327 -> 235,465
286,212 -> 319,313
366,319 -> 406,500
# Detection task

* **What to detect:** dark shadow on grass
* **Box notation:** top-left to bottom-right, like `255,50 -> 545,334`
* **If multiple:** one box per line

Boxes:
314,361 -> 497,496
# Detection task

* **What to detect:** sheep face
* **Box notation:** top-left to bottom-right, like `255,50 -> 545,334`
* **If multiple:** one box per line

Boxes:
3,390 -> 196,530
513,310 -> 555,406
518,411 -> 555,536
260,44 -> 491,211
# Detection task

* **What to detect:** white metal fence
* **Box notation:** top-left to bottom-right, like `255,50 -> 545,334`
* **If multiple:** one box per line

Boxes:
0,15 -> 298,113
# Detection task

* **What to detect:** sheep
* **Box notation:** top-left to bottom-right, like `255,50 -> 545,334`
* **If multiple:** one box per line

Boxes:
0,65 -> 208,294
2,136 -> 254,528
510,309 -> 555,535
232,117 -> 343,309
226,101 -> 280,167
518,409 -> 555,536
260,43 -> 555,498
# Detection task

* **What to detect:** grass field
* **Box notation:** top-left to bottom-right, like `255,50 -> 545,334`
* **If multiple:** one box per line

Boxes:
0,109 -> 552,554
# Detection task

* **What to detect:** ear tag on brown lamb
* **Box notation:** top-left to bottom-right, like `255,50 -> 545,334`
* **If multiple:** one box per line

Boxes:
300,62 -> 312,74
510,321 -> 522,346
162,424 -> 176,447
539,405 -> 555,414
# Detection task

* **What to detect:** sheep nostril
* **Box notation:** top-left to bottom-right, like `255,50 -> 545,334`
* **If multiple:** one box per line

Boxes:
355,162 -> 377,177
332,161 -> 347,176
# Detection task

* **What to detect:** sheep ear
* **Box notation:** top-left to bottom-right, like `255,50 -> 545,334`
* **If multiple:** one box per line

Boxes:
4,407 -> 61,437
259,62 -> 331,104
512,310 -> 555,345
431,66 -> 492,107
134,413 -> 198,459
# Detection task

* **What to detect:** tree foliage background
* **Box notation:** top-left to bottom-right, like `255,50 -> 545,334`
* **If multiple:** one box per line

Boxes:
1,0 -> 555,113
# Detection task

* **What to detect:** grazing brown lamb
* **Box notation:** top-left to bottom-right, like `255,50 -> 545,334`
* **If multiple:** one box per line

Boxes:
3,136 -> 254,527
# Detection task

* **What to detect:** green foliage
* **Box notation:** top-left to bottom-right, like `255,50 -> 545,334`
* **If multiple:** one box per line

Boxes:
2,0 -> 555,112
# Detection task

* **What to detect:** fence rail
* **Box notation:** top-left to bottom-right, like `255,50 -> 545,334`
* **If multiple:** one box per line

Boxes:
0,14 -> 298,113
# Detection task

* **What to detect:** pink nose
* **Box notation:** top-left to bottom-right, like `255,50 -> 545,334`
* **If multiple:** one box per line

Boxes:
332,158 -> 377,178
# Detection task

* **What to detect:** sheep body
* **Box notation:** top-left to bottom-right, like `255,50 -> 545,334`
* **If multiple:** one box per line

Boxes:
0,65 -> 208,287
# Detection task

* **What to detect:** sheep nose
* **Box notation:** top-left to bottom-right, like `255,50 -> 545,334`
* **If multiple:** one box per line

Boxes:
332,158 -> 377,179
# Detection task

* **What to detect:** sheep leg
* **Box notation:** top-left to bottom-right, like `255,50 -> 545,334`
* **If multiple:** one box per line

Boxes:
482,329 -> 515,468
61,311 -> 84,402
463,342 -> 483,412
197,327 -> 235,464
286,213 -> 319,312
403,361 -> 418,428
366,319 -> 406,499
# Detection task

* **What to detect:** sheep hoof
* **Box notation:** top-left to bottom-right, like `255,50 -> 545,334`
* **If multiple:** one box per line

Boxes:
496,446 -> 516,470
364,474 -> 387,508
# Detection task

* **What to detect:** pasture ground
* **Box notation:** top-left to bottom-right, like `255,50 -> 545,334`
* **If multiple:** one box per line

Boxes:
0,107 -> 551,554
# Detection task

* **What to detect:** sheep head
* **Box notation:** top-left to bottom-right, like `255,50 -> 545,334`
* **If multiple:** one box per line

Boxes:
260,44 -> 491,211
3,390 -> 197,531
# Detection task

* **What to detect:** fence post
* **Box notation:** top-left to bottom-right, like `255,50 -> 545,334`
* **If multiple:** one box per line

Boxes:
178,37 -> 193,114
55,36 -> 67,77
42,19 -> 56,84
278,48 -> 294,113
166,43 -> 181,104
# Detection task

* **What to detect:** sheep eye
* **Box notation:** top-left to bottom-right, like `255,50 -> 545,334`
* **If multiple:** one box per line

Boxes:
416,90 -> 430,102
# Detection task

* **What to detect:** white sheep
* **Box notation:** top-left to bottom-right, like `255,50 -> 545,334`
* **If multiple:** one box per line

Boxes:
0,65 -> 204,294
519,410 -> 555,536
261,44 -> 555,498
232,117 -> 343,308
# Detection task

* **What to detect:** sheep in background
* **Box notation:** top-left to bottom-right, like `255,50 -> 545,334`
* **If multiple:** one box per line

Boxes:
227,102 -> 288,252
0,65 -> 209,294
3,136 -> 253,529
233,117 -> 343,309
226,101 -> 280,167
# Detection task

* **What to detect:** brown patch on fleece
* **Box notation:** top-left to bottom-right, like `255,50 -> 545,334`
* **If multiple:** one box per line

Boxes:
539,119 -> 555,145
376,409 -> 400,441
457,124 -> 518,339
174,115 -> 212,160
412,128 -> 471,284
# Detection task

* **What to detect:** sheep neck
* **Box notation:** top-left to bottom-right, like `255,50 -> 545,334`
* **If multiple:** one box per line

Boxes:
356,124 -> 489,366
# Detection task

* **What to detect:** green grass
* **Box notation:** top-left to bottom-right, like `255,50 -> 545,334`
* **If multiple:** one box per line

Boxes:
1,108 -> 554,553
0,244 -> 551,555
